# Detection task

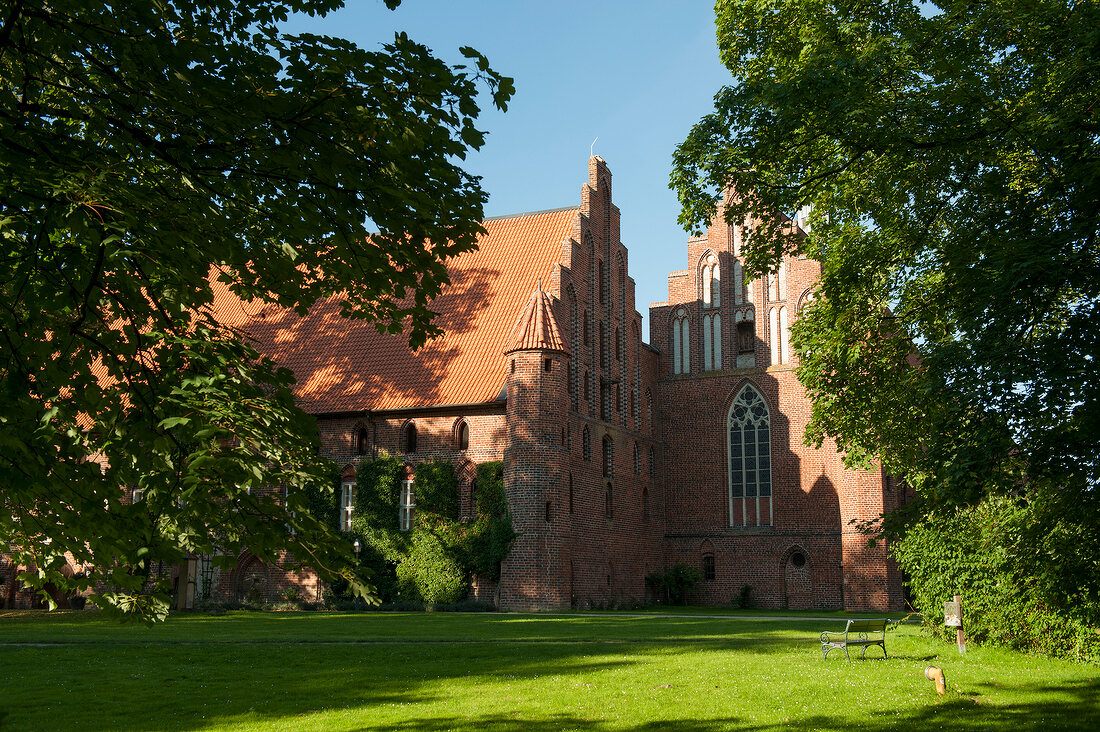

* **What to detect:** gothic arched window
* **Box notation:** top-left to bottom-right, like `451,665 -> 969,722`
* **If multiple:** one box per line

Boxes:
703,313 -> 722,371
701,253 -> 720,308
728,384 -> 772,526
457,421 -> 470,450
404,422 -> 417,454
671,308 -> 690,375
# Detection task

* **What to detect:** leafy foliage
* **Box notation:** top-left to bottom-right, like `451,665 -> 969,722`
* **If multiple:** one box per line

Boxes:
351,459 -> 513,604
646,564 -> 702,605
674,0 -> 1099,652
0,0 -> 513,619
674,0 -> 1100,498
894,496 -> 1100,662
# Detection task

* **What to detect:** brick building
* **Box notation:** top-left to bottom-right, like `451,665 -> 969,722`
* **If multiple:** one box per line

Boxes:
182,156 -> 904,611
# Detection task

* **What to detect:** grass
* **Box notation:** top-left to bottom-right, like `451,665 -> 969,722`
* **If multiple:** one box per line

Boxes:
0,609 -> 1095,730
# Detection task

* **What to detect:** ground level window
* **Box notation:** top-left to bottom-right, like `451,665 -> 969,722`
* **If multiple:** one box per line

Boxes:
702,555 -> 716,581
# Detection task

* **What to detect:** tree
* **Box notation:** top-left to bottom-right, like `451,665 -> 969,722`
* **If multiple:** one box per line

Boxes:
673,0 -> 1099,623
0,0 -> 513,621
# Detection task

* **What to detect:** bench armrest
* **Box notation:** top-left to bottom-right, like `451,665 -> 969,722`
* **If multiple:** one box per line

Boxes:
820,630 -> 845,643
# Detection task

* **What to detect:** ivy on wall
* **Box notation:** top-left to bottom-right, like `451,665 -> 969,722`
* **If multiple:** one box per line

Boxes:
326,457 -> 514,605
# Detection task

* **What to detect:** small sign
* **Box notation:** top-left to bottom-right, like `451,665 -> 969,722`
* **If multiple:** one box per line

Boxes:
944,600 -> 962,627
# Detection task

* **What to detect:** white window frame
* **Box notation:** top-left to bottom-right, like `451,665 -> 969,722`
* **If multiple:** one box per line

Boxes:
340,481 -> 355,532
399,478 -> 415,532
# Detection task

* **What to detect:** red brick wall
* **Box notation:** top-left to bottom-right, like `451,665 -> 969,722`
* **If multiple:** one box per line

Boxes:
651,197 -> 904,611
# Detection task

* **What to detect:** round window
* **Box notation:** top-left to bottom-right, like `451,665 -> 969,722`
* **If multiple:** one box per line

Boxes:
791,552 -> 806,568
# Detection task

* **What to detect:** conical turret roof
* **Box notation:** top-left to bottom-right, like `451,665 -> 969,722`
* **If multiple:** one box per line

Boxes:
504,281 -> 569,355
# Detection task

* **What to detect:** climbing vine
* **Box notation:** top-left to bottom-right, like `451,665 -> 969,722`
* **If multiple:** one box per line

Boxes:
342,458 -> 513,604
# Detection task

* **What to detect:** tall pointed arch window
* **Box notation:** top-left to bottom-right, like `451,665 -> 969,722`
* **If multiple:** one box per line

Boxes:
671,308 -> 690,375
728,384 -> 772,526
701,253 -> 720,308
703,313 -> 722,371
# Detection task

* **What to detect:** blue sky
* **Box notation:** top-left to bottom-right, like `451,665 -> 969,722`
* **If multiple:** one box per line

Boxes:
283,1 -> 732,339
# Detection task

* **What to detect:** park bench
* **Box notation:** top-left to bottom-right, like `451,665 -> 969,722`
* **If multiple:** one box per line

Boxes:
819,618 -> 888,661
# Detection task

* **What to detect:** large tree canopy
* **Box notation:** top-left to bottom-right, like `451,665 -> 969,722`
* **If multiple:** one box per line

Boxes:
0,0 -> 513,620
673,0 -> 1099,611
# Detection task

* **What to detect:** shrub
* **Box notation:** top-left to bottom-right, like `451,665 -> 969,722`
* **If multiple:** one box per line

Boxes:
349,459 -> 514,605
733,584 -> 753,609
893,495 -> 1100,663
395,530 -> 467,604
646,564 -> 701,605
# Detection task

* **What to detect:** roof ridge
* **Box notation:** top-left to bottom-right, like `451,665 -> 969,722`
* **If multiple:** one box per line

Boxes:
484,205 -> 578,222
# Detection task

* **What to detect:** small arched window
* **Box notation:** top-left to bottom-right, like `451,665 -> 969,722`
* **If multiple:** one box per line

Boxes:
602,435 -> 614,478
702,553 -> 716,581
404,422 -> 418,454
356,427 -> 369,456
457,421 -> 470,450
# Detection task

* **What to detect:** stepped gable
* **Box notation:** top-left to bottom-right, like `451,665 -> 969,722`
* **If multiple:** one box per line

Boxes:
504,281 -> 568,355
210,206 -> 578,413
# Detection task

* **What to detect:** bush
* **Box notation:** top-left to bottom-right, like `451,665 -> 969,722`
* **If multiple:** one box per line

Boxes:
646,564 -> 701,605
733,584 -> 753,609
395,530 -> 467,604
893,495 -> 1100,663
349,458 -> 514,605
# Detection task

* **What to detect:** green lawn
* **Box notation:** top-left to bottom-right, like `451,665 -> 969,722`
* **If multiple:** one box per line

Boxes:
0,609 -> 1095,731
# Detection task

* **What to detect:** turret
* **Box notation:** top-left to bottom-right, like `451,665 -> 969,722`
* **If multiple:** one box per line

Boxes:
500,282 -> 571,610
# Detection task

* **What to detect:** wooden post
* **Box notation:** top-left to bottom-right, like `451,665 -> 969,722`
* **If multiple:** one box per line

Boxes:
955,594 -> 966,654
944,595 -> 966,654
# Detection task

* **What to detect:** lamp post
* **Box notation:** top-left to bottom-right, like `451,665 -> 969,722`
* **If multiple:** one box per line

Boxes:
352,539 -> 361,612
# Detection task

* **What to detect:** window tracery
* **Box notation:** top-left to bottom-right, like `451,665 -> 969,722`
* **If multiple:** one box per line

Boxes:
728,384 -> 772,526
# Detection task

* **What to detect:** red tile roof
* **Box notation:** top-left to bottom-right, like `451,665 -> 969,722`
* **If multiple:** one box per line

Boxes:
505,282 -> 568,355
212,207 -> 579,413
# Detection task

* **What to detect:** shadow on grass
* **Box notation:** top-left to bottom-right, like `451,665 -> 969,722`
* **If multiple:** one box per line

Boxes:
0,614 -> 1096,731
